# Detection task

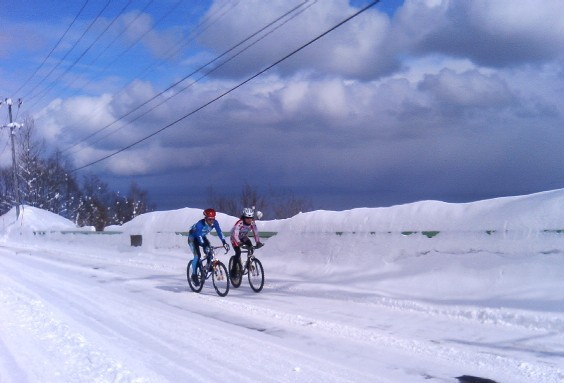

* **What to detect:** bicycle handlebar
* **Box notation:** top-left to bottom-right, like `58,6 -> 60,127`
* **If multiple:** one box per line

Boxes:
240,245 -> 261,253
212,245 -> 229,254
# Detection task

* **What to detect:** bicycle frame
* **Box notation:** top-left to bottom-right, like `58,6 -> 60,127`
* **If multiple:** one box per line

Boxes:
200,246 -> 228,277
240,248 -> 258,272
229,245 -> 265,292
187,245 -> 230,296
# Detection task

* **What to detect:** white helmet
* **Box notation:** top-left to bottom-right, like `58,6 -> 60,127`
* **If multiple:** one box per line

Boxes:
242,207 -> 254,218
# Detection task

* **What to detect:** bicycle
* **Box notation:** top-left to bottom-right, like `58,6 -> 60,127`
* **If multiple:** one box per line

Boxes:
187,246 -> 230,297
228,246 -> 265,292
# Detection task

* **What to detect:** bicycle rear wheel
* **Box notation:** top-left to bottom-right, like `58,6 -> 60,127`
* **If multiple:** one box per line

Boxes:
187,260 -> 204,293
212,261 -> 230,297
247,258 -> 264,293
229,256 -> 243,288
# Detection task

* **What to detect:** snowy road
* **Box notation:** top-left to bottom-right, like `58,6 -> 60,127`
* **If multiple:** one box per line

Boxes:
1,235 -> 563,383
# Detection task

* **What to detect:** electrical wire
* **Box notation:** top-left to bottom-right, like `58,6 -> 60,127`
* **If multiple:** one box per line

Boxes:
58,0 -> 227,152
59,0 -> 140,95
97,0 -> 185,74
23,0 -> 112,102
67,0 -> 317,154
27,0 -> 134,110
58,0 -> 187,113
63,0 -> 308,155
12,0 -> 90,97
71,0 -> 381,172
82,0 -> 152,69
0,110 -> 10,159
134,1 -> 240,81
0,132 -> 10,159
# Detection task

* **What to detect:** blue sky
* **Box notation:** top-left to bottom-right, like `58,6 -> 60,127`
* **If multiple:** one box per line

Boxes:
2,0 -> 564,212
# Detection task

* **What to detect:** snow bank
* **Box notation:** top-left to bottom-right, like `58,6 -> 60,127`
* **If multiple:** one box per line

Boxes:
0,206 -> 85,242
108,207 -> 239,235
107,188 -> 564,236
260,188 -> 564,233
2,188 -> 564,247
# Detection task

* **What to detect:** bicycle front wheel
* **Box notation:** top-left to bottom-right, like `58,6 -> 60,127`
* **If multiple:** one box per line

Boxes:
187,260 -> 204,293
229,256 -> 243,288
247,258 -> 264,293
212,261 -> 230,297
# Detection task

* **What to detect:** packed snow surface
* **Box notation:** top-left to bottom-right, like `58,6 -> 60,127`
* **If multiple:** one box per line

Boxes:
1,189 -> 564,382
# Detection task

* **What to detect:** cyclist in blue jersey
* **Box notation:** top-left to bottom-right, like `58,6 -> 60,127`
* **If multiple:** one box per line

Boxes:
188,208 -> 230,286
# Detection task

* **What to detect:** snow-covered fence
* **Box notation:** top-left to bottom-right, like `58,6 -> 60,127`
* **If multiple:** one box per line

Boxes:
20,228 -> 564,258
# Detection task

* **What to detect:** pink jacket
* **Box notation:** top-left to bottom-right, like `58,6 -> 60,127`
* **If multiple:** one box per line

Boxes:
230,219 -> 260,246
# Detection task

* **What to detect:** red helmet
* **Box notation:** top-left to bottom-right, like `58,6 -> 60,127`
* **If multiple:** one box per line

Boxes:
203,208 -> 216,218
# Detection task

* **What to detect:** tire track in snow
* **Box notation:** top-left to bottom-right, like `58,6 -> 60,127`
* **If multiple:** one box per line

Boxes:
0,246 -> 387,383
365,296 -> 564,333
0,286 -> 153,383
2,242 -> 562,382
213,294 -> 564,383
271,277 -> 564,334
0,249 -> 243,382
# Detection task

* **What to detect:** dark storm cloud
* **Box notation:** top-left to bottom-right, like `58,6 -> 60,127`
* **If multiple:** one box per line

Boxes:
394,0 -> 564,67
11,0 -> 564,211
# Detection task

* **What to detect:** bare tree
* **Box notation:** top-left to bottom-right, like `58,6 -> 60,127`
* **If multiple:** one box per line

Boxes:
0,168 -> 13,213
17,117 -> 45,207
0,117 -> 157,226
206,186 -> 238,216
240,182 -> 268,214
110,182 -> 156,225
78,174 -> 111,231
207,183 -> 312,219
268,186 -> 313,219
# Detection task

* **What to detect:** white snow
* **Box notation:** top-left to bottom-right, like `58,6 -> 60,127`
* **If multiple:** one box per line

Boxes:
1,190 -> 564,383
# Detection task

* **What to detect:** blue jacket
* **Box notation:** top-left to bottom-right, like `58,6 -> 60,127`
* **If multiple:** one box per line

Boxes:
188,218 -> 226,246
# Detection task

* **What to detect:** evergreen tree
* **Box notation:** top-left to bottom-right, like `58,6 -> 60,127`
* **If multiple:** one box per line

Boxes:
0,117 -> 156,227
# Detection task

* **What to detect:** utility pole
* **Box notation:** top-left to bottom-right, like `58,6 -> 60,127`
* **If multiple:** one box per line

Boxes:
1,98 -> 22,218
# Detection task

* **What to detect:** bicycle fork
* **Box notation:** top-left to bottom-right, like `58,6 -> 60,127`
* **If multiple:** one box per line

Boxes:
211,260 -> 226,281
247,256 -> 257,276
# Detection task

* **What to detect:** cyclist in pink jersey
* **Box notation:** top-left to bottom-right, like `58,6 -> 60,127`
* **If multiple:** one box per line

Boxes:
229,207 -> 263,274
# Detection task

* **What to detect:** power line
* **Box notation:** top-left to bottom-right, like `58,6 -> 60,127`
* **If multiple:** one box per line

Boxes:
133,1 -> 240,81
23,0 -> 112,102
27,0 -> 133,110
72,0 -> 381,172
82,0 -> 151,69
96,0 -> 185,75
57,0 -> 139,95
67,0 -> 315,156
12,0 -> 90,96
0,132 -> 11,158
55,0 -> 186,117
58,0 -> 232,154
63,0 -> 310,155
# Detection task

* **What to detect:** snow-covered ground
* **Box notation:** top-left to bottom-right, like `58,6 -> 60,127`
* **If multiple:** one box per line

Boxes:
1,190 -> 564,383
